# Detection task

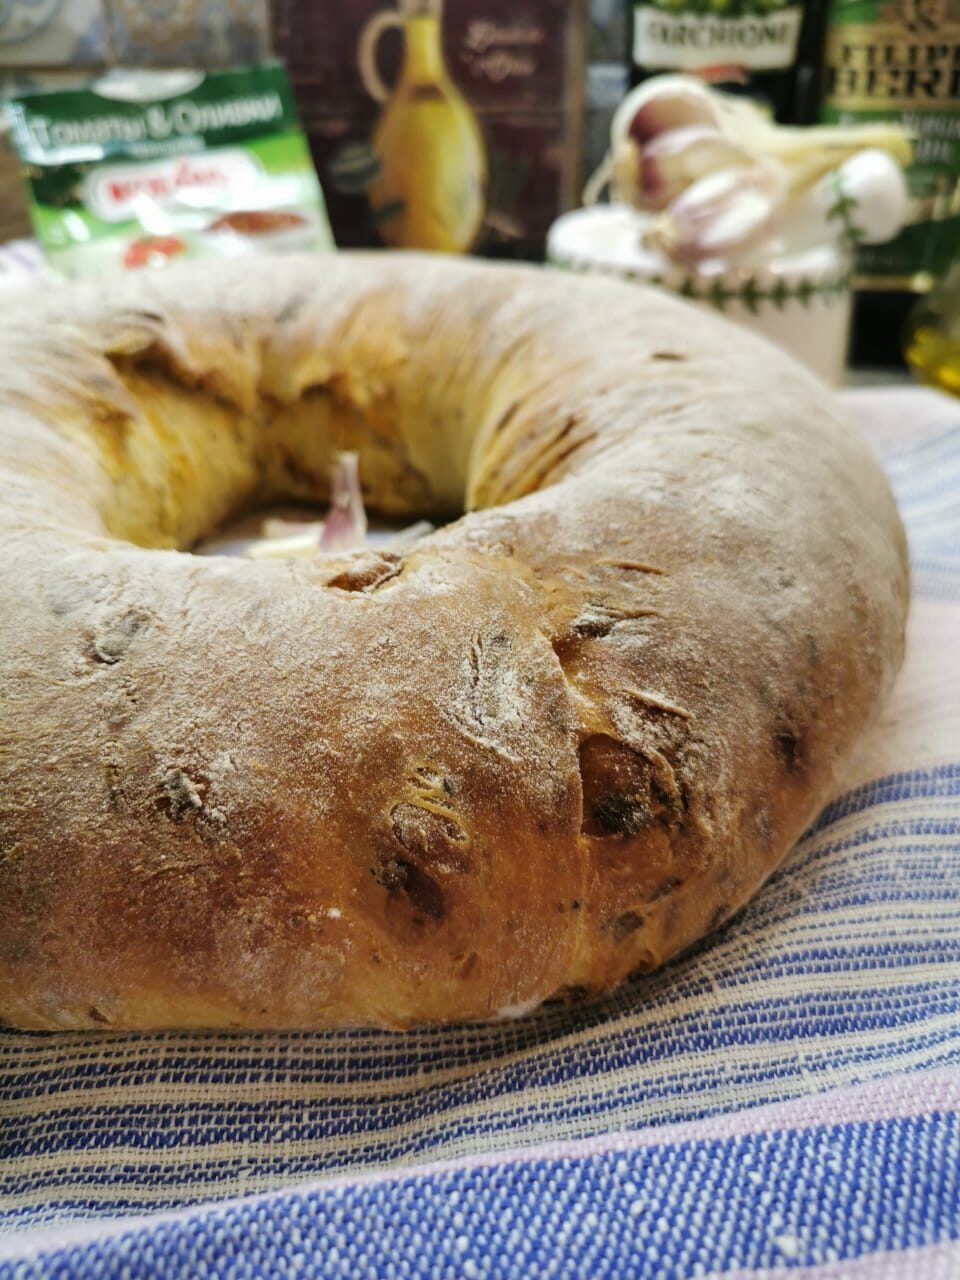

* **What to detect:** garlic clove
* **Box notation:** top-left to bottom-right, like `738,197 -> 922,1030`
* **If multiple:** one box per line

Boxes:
261,516 -> 324,539
246,531 -> 322,559
318,450 -> 368,552
646,166 -> 785,265
247,451 -> 369,559
639,126 -> 756,211
612,75 -> 721,148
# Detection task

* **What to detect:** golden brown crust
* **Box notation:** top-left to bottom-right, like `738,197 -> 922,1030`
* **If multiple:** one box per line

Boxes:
0,253 -> 909,1029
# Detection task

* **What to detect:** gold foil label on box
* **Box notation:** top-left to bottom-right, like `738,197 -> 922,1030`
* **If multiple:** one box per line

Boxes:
270,0 -> 586,257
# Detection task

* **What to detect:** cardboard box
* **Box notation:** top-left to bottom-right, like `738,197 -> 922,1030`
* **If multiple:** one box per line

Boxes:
270,0 -> 586,257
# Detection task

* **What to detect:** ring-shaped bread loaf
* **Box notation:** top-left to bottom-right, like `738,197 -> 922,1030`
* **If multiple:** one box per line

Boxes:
0,254 -> 908,1030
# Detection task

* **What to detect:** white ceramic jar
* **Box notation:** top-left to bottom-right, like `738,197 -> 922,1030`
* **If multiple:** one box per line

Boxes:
547,204 -> 853,385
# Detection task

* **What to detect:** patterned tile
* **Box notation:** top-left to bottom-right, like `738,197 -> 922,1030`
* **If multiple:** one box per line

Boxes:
0,0 -> 108,66
0,69 -> 99,98
105,0 -> 269,67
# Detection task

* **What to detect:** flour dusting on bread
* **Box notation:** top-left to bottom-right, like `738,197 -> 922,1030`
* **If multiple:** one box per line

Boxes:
0,254 -> 908,1029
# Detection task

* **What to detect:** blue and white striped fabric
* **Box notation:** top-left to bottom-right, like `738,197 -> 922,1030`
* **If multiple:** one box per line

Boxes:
2,387 -> 959,1279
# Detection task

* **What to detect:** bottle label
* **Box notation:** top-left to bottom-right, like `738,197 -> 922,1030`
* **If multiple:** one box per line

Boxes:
632,3 -> 804,73
824,9 -> 960,109
820,0 -> 960,288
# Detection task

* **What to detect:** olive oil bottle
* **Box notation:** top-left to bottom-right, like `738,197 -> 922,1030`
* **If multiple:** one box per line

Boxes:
905,259 -> 960,395
359,0 -> 487,252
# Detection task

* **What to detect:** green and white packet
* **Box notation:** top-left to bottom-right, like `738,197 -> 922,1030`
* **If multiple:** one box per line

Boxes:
4,63 -> 334,280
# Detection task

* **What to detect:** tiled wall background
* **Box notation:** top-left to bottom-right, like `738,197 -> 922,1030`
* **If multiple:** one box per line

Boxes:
0,0 -> 269,72
0,1 -> 624,244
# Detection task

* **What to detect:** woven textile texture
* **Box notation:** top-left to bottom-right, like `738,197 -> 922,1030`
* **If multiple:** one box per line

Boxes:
1,386 -> 958,1278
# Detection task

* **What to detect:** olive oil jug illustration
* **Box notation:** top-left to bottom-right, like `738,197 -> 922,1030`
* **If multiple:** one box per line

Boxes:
359,0 -> 487,252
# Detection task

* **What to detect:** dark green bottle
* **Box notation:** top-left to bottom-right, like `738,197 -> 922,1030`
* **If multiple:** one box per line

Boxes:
627,0 -> 827,123
820,0 -> 960,367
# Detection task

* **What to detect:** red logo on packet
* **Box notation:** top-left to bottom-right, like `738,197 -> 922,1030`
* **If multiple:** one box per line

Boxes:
106,159 -> 233,209
85,149 -> 260,223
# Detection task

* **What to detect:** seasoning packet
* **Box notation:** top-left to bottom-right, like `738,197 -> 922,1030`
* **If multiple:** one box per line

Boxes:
3,62 -> 334,279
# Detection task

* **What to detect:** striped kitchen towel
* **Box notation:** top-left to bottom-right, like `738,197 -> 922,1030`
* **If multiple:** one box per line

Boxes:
1,387 -> 958,1279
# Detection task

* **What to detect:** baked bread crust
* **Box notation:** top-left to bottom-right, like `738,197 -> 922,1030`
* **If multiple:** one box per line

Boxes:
0,254 -> 908,1030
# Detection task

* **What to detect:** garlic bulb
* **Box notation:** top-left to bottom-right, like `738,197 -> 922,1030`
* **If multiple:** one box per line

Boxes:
589,75 -> 912,268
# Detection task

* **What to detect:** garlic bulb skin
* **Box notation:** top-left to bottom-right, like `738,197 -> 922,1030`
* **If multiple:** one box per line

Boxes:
780,150 -> 910,254
828,148 -> 910,246
611,76 -> 721,149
